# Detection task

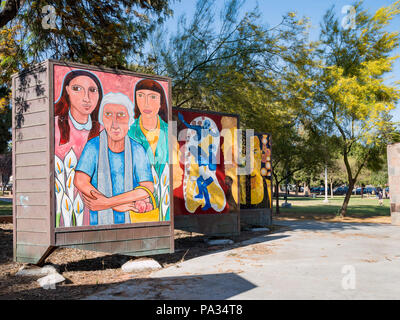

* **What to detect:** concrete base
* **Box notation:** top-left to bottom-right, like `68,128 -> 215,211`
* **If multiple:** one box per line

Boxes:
174,213 -> 240,237
240,208 -> 272,228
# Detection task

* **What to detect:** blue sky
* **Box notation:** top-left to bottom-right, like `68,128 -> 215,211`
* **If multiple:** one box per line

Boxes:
165,0 -> 400,121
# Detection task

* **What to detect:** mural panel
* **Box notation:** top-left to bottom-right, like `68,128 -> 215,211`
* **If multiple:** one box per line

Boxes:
173,108 -> 239,215
240,133 -> 272,209
54,66 -> 170,227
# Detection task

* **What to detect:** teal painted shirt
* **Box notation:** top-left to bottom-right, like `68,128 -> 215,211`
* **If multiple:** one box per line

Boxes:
128,116 -> 170,221
128,116 -> 169,178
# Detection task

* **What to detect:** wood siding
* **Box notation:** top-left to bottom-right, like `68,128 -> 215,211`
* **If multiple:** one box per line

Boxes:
13,62 -> 52,264
55,225 -> 172,256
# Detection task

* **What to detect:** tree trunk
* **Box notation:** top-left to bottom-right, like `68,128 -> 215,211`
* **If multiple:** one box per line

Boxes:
304,182 -> 309,197
339,183 -> 355,217
273,175 -> 280,215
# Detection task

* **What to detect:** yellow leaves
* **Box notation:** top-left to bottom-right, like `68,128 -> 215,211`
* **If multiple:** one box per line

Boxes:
0,93 -> 10,112
372,0 -> 400,26
323,56 -> 400,132
0,97 -> 6,110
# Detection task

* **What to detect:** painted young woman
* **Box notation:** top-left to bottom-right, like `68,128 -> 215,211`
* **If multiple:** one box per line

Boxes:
128,79 -> 169,220
55,70 -> 103,159
54,70 -> 103,227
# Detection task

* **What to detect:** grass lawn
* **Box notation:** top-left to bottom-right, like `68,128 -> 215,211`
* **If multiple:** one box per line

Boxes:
0,201 -> 12,216
277,195 -> 390,223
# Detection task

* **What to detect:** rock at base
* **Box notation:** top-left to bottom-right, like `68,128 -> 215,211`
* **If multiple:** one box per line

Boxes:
16,265 -> 58,277
206,239 -> 234,246
37,273 -> 66,289
122,259 -> 162,273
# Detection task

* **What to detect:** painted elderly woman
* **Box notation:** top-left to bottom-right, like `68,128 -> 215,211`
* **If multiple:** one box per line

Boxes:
129,79 -> 170,220
74,93 -> 154,226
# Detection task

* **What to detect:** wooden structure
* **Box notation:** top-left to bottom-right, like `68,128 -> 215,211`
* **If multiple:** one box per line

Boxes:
388,143 -> 400,225
12,60 -> 174,264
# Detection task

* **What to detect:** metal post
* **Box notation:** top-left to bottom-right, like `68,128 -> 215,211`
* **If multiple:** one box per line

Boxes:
324,165 -> 329,203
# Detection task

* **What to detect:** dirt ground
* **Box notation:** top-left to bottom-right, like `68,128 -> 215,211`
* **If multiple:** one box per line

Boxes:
0,223 -> 281,300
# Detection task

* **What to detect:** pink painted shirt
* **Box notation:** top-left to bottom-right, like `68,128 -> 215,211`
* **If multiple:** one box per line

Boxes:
55,116 -> 102,227
55,116 -> 91,160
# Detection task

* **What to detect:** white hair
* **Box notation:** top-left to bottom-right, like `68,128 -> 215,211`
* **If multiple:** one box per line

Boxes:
99,92 -> 135,126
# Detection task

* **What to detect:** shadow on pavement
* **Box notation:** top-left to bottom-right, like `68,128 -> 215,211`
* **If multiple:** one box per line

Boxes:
84,272 -> 258,300
274,219 -> 394,233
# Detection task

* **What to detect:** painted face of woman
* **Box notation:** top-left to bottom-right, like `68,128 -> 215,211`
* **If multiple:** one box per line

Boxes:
102,104 -> 130,142
136,89 -> 161,120
66,76 -> 100,118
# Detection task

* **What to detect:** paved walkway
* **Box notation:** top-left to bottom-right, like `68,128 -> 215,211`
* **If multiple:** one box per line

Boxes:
85,220 -> 400,300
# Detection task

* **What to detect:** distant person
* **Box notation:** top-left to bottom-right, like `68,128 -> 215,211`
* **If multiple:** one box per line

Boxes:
378,191 -> 383,206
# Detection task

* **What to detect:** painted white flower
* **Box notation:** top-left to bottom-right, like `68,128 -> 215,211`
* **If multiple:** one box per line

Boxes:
161,189 -> 170,219
152,165 -> 160,203
66,169 -> 75,202
61,193 -> 73,227
55,176 -> 64,210
55,155 -> 65,190
64,148 -> 77,178
73,194 -> 84,227
160,165 -> 169,195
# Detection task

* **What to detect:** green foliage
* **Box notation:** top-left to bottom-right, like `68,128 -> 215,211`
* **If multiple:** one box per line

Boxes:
0,85 -> 11,154
151,0 -> 328,202
1,0 -> 174,69
313,0 -> 400,215
0,151 -> 11,188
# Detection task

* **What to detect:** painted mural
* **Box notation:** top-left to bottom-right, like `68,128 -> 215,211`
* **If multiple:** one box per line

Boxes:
173,108 -> 239,215
240,133 -> 272,209
54,66 -> 170,228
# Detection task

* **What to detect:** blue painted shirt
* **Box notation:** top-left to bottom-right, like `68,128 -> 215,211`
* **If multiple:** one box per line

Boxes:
76,135 -> 153,225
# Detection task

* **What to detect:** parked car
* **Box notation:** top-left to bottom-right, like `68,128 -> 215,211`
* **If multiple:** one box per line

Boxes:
365,187 -> 377,195
354,186 -> 377,195
334,186 -> 348,195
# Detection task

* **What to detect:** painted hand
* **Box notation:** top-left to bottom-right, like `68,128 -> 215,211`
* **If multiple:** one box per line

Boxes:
83,190 -> 111,211
113,203 -> 139,213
